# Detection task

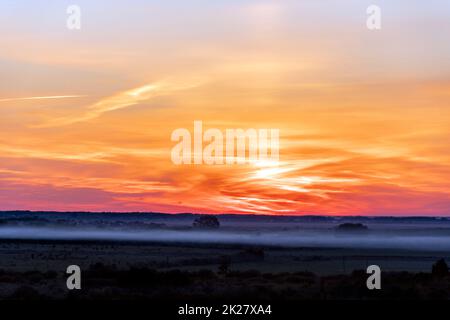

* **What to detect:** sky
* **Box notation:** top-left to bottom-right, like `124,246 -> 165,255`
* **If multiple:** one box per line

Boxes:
0,0 -> 449,215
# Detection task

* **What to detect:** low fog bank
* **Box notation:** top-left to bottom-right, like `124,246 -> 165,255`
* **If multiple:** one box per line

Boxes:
1,226 -> 450,251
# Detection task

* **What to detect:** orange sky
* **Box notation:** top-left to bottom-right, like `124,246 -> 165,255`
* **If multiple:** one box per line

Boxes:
1,1 -> 449,215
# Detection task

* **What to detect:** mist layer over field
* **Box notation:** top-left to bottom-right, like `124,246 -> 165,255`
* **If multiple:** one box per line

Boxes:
1,212 -> 450,252
1,226 -> 450,252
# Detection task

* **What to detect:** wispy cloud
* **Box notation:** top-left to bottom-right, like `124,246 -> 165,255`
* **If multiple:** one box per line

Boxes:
0,95 -> 86,103
34,79 -> 204,128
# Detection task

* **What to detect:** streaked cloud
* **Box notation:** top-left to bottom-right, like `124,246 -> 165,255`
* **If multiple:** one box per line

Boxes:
34,78 -> 204,128
0,95 -> 86,102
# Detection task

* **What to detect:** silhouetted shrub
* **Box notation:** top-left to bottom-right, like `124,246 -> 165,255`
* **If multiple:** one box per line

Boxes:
87,262 -> 118,278
116,268 -> 192,288
9,286 -> 43,300
227,270 -> 261,278
196,269 -> 216,279
432,259 -> 449,277
117,267 -> 157,287
218,255 -> 230,274
193,215 -> 220,229
163,270 -> 192,286
336,223 -> 368,231
237,247 -> 265,260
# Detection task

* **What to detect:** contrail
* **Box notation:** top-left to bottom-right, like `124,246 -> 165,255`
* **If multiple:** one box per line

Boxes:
0,95 -> 86,102
34,77 -> 205,128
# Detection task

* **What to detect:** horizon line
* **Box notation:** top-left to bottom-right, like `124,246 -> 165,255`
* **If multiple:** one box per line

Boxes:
1,210 -> 449,219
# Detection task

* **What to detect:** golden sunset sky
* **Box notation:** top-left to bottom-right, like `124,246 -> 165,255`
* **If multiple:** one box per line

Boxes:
1,0 -> 449,215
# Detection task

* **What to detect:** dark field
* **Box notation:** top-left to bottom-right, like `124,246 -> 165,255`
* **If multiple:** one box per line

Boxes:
0,211 -> 449,300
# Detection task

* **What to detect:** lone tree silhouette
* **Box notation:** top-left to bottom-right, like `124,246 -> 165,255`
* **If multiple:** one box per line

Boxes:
193,215 -> 220,229
432,258 -> 449,277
